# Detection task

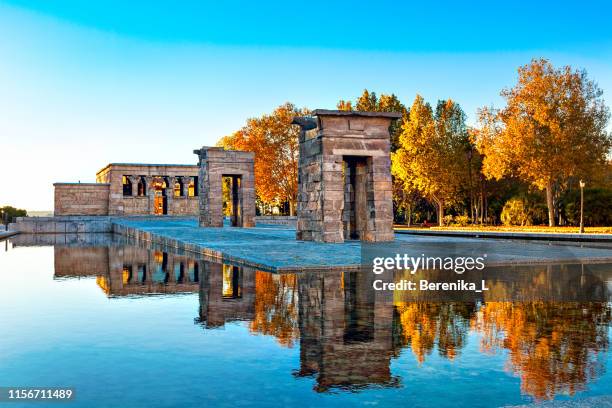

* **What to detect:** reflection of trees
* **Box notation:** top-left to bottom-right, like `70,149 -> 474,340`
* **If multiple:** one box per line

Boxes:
249,272 -> 300,347
394,302 -> 475,363
472,302 -> 611,400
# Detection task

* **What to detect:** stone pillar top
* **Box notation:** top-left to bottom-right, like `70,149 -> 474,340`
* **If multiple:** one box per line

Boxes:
311,109 -> 402,119
293,110 -> 402,141
193,146 -> 255,162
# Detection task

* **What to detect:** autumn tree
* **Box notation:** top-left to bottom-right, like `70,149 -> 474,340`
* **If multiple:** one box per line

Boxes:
475,59 -> 611,226
218,103 -> 307,215
473,301 -> 610,400
336,99 -> 353,111
392,96 -> 469,226
338,89 -> 408,151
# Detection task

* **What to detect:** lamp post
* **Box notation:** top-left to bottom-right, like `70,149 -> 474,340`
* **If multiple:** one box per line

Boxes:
579,180 -> 586,234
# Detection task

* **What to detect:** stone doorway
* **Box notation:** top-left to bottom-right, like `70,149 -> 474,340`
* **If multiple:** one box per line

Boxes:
152,178 -> 168,215
222,264 -> 242,299
223,175 -> 244,227
343,156 -> 369,240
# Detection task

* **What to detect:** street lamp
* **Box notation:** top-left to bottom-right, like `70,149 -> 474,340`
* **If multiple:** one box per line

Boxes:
579,180 -> 586,234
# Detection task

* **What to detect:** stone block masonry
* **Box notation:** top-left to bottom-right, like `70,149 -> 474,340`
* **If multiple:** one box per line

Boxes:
54,183 -> 110,216
194,147 -> 256,228
292,110 -> 401,243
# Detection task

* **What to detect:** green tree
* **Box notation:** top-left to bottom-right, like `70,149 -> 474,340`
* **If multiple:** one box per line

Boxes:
0,206 -> 27,223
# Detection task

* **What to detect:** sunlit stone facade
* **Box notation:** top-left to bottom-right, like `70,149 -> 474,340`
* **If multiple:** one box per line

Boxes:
293,110 -> 400,243
53,163 -> 199,216
194,147 -> 256,227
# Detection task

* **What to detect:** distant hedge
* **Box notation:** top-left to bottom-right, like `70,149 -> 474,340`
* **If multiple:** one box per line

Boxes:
562,188 -> 612,226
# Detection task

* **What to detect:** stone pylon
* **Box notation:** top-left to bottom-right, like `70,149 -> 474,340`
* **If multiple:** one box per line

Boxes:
193,147 -> 255,228
292,110 -> 400,243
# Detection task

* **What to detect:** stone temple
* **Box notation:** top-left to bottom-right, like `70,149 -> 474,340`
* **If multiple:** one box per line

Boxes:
54,163 -> 200,216
292,110 -> 401,243
194,147 -> 256,228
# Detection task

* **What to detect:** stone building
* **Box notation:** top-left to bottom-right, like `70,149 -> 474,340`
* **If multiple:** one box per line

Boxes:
194,147 -> 256,227
293,110 -> 401,243
54,163 -> 199,216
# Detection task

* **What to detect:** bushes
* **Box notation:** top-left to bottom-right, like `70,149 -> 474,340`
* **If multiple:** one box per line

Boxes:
0,206 -> 27,223
441,214 -> 470,226
500,194 -> 547,226
562,188 -> 612,226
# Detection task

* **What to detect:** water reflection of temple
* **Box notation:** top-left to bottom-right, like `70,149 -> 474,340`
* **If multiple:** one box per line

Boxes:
54,244 -> 201,296
295,271 -> 400,391
48,239 -> 612,399
197,263 -> 255,328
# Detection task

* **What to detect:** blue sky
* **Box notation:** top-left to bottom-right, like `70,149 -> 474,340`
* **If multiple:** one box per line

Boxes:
1,0 -> 611,210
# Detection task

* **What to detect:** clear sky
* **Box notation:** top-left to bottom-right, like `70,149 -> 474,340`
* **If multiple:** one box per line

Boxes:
1,0 -> 611,211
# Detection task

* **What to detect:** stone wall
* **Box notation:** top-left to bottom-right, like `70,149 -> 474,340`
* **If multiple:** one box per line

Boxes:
293,110 -> 399,243
194,147 -> 256,228
54,183 -> 110,216
11,216 -> 113,233
255,216 -> 297,227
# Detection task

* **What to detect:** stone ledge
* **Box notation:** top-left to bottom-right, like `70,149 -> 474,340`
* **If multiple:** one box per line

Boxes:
312,109 -> 402,119
395,229 -> 612,242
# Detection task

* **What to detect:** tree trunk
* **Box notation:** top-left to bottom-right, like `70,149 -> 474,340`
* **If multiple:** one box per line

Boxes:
546,181 -> 555,227
406,203 -> 412,226
433,197 -> 444,226
289,200 -> 295,216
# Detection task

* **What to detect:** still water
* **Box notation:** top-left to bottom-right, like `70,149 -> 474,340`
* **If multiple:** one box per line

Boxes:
1,234 -> 612,407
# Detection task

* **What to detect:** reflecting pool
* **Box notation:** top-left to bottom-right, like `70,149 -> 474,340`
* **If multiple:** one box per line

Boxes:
1,234 -> 612,407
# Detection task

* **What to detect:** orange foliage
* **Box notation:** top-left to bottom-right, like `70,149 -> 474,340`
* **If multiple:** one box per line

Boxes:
249,271 -> 300,347
217,103 -> 307,214
472,302 -> 610,400
394,302 -> 473,363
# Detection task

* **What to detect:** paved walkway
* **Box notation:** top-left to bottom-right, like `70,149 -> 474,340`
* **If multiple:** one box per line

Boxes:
0,230 -> 18,241
396,228 -> 612,242
113,218 -> 612,272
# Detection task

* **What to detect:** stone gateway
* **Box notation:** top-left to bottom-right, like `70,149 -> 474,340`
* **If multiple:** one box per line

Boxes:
292,110 -> 401,243
194,147 -> 256,228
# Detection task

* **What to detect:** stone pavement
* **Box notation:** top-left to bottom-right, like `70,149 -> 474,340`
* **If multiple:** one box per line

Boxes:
112,218 -> 612,272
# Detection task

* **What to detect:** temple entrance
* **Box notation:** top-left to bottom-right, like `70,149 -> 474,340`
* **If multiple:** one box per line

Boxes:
222,264 -> 242,299
342,156 -> 368,240
152,178 -> 168,215
194,147 -> 255,228
222,175 -> 243,227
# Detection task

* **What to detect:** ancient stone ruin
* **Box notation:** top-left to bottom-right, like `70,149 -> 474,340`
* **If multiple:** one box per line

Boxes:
292,110 -> 401,243
193,147 -> 255,228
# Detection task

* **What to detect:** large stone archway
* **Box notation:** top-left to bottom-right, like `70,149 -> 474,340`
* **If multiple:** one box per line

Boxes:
193,147 -> 255,228
292,110 -> 401,243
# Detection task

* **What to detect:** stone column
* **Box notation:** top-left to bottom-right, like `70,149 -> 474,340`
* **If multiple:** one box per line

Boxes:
128,176 -> 139,197
165,176 -> 175,215
177,176 -> 186,197
145,176 -> 155,215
